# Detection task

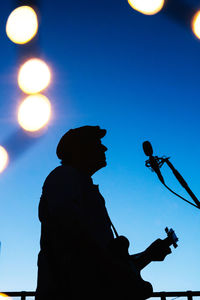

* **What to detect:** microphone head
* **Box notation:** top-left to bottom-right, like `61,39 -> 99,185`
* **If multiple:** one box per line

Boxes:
143,141 -> 153,156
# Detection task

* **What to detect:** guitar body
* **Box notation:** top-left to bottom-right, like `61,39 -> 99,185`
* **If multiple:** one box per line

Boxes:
108,235 -> 153,300
107,228 -> 178,299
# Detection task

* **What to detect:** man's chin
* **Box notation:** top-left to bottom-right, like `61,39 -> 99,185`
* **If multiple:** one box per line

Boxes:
102,160 -> 107,167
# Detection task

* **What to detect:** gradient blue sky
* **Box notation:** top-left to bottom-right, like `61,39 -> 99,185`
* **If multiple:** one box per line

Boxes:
0,0 -> 200,296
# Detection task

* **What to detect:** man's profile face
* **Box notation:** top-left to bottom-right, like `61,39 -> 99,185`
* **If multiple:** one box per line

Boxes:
84,138 -> 108,174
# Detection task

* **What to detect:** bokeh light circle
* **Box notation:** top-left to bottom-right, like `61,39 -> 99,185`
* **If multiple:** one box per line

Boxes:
18,94 -> 52,132
6,6 -> 38,44
192,10 -> 200,39
0,147 -> 9,173
18,58 -> 51,94
0,294 -> 11,299
128,0 -> 165,15
0,293 -> 11,299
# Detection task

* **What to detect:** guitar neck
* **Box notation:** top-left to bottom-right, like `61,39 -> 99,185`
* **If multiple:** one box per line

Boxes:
163,236 -> 174,247
131,228 -> 178,271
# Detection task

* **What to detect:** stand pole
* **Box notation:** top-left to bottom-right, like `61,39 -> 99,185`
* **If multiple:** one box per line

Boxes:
164,158 -> 200,209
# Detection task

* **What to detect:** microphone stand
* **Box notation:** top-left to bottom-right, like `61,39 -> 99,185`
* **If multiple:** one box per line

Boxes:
162,157 -> 200,209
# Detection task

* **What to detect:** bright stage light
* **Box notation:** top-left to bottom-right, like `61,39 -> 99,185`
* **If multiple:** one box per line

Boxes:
18,58 -> 51,94
0,148 -> 9,173
128,0 -> 165,15
0,293 -> 11,299
192,10 -> 200,39
18,94 -> 51,132
6,6 -> 38,44
0,294 -> 11,299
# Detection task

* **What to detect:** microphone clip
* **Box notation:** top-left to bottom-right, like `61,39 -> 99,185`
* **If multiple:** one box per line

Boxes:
145,156 -> 169,172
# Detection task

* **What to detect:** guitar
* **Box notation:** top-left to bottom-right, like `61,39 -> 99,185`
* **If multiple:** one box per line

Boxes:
107,227 -> 178,299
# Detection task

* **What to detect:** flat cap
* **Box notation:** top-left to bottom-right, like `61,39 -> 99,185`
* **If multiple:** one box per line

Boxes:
56,125 -> 106,159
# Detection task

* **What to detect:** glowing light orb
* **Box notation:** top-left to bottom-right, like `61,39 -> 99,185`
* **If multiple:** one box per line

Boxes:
0,294 -> 11,300
0,295 -> 12,300
0,147 -> 9,173
192,10 -> 200,39
18,94 -> 52,132
128,0 -> 165,15
18,58 -> 51,94
0,293 -> 11,299
6,6 -> 38,44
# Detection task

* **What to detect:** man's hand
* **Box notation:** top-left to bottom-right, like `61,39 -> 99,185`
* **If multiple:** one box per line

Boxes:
145,239 -> 172,262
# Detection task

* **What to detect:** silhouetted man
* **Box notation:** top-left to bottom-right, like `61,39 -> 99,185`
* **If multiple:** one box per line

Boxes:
36,125 -> 171,300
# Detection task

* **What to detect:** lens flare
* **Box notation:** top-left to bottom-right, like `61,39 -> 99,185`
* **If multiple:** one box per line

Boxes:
0,294 -> 11,299
0,293 -> 11,299
18,94 -> 52,132
192,10 -> 200,39
0,147 -> 9,173
6,6 -> 38,44
18,58 -> 51,94
128,0 -> 165,15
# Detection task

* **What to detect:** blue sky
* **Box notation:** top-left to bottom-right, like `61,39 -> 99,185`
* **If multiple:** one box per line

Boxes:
0,0 -> 200,296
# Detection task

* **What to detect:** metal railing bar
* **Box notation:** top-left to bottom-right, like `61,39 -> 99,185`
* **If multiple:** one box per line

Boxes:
1,291 -> 35,298
1,290 -> 200,299
152,291 -> 200,297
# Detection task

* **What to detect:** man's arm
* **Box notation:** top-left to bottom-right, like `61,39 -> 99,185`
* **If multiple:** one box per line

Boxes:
131,238 -> 172,271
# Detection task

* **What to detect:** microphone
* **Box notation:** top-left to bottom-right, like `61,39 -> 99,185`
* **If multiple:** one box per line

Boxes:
143,141 -> 153,156
143,141 -> 200,210
143,141 -> 165,184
